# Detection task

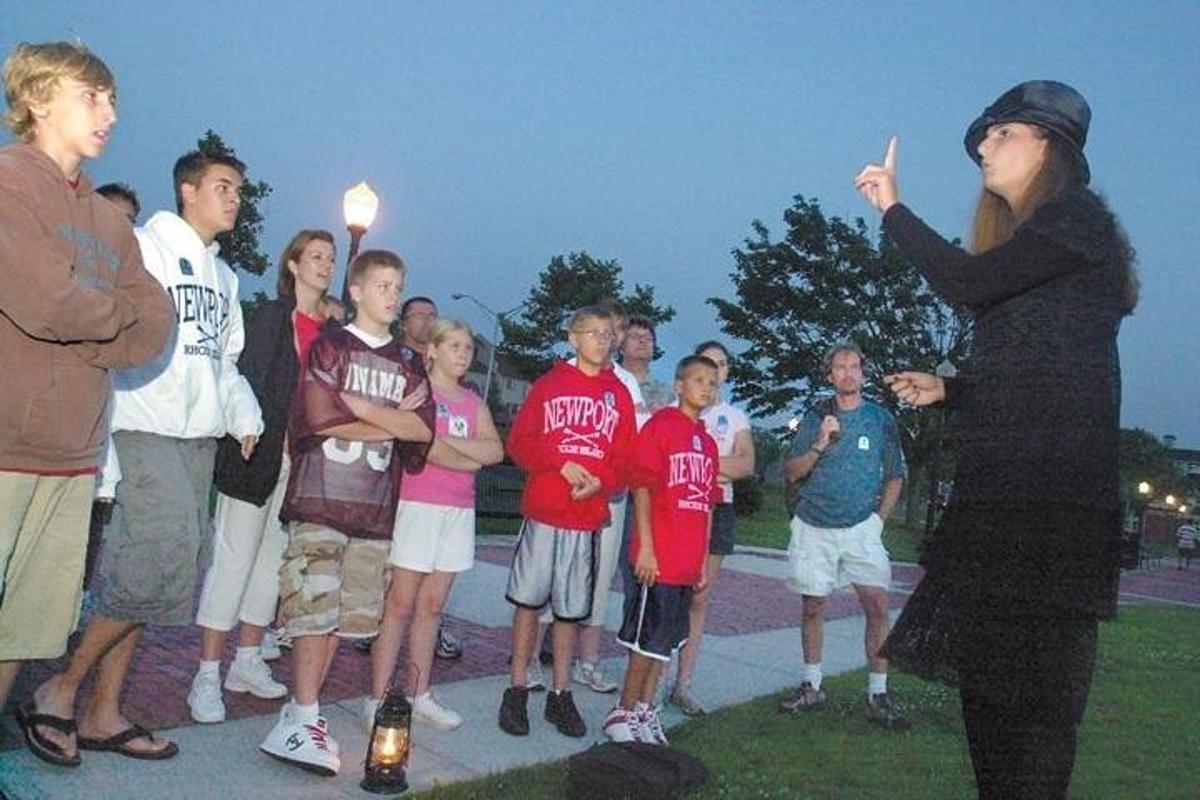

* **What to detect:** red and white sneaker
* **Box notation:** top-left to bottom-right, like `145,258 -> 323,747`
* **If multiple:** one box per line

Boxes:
602,706 -> 642,743
260,707 -> 341,776
637,703 -> 668,745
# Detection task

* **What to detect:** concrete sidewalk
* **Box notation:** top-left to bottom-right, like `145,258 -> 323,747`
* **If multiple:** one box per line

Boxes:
0,539 -> 914,799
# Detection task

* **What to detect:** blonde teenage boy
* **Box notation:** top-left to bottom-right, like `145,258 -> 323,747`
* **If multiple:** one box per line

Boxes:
0,41 -> 172,767
260,250 -> 434,776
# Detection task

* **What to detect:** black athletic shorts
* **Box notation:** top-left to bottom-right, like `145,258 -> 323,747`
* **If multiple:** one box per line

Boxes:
617,583 -> 693,661
709,503 -> 736,555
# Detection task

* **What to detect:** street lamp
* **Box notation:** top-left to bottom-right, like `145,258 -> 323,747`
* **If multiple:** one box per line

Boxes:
1138,481 -> 1151,496
451,293 -> 526,404
1165,494 -> 1177,507
340,181 -> 380,308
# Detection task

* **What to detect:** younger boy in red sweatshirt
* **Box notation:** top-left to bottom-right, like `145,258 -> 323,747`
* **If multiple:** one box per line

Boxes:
604,355 -> 721,745
500,305 -> 636,738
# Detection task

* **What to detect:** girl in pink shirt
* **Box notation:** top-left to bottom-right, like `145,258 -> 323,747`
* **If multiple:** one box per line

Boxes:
366,319 -> 503,730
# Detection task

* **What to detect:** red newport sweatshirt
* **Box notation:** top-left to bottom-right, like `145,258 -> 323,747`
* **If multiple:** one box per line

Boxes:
629,407 -> 722,586
507,360 -> 636,531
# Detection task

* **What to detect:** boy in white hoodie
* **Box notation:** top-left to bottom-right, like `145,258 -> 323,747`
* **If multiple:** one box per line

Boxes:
31,150 -> 263,761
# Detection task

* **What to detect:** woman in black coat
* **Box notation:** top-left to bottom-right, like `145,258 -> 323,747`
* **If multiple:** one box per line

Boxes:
855,81 -> 1138,798
187,229 -> 339,724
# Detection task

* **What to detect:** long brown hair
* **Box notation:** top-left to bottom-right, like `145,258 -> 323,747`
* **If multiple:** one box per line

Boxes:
276,229 -> 335,299
969,128 -> 1139,312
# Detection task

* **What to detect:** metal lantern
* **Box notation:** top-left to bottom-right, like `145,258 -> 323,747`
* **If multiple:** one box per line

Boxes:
361,689 -> 412,794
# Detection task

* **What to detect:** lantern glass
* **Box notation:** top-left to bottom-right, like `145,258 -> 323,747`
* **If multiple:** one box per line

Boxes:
369,725 -> 409,767
343,181 -> 379,230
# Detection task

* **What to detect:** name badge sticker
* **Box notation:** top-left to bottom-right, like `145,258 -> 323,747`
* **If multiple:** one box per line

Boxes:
449,414 -> 469,438
858,435 -> 870,451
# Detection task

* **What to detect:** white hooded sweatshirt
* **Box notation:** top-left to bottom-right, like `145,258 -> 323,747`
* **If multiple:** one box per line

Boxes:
109,211 -> 263,441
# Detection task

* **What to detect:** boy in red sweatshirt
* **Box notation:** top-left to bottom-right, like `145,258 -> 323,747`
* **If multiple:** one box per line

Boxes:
604,355 -> 721,745
500,305 -> 636,738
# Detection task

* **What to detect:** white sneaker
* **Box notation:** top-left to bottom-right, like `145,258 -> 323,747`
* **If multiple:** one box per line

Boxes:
573,660 -> 618,694
361,697 -> 380,734
526,660 -> 547,692
411,691 -> 462,730
638,704 -> 668,745
260,630 -> 282,661
602,706 -> 641,743
187,669 -> 226,724
226,653 -> 287,699
260,708 -> 341,776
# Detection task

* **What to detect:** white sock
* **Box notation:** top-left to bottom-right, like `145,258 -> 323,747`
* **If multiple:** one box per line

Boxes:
235,646 -> 258,662
803,662 -> 823,691
291,700 -> 319,724
198,659 -> 220,677
868,672 -> 888,696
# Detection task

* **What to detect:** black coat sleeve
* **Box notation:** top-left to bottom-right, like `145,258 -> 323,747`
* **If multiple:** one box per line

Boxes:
882,204 -> 1089,308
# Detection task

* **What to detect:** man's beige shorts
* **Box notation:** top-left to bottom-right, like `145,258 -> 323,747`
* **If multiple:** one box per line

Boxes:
0,471 -> 92,660
279,522 -> 390,639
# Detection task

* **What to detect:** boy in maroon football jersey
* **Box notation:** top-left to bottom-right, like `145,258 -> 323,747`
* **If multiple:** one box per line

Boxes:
604,355 -> 721,745
499,305 -> 637,739
259,250 -> 433,776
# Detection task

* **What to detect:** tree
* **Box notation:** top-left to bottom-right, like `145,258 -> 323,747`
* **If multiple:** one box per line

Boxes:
1120,428 -> 1191,501
499,251 -> 675,380
711,195 -> 973,523
196,130 -> 272,276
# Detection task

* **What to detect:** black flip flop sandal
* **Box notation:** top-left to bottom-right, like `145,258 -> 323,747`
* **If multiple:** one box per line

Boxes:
78,723 -> 179,760
13,701 -> 80,768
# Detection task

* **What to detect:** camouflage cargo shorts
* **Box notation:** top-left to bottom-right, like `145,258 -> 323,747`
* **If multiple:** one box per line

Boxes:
279,522 -> 390,638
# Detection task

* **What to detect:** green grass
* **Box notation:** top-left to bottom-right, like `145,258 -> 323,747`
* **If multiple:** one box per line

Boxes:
412,606 -> 1198,799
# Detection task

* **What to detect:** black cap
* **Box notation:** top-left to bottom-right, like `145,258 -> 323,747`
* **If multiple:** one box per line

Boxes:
964,80 -> 1091,183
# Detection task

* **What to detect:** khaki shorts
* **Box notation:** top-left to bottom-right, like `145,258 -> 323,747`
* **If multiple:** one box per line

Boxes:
787,513 -> 891,596
0,471 -> 92,660
279,522 -> 390,639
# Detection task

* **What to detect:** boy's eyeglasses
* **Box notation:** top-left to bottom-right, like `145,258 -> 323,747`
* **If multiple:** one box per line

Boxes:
573,329 -> 614,343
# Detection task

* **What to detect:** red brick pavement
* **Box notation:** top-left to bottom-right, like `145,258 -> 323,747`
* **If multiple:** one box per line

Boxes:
3,546 -> 1190,745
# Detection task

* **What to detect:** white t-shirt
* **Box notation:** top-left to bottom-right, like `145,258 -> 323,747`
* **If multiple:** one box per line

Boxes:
701,400 -> 750,504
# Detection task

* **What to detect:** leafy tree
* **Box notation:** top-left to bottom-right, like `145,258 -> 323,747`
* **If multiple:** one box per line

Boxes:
711,195 -> 973,523
196,130 -> 272,275
240,290 -> 270,325
500,251 -> 675,380
1120,428 -> 1191,501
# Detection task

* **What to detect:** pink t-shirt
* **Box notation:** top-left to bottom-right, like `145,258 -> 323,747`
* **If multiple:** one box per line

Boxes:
399,383 -> 481,509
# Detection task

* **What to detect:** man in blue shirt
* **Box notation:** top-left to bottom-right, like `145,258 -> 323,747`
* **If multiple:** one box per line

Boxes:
779,343 -> 909,729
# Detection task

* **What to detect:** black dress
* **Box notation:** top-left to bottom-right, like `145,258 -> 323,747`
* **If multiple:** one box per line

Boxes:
879,188 -> 1134,797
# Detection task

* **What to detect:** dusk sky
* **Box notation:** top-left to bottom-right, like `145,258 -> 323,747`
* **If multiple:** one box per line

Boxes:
5,2 -> 1197,445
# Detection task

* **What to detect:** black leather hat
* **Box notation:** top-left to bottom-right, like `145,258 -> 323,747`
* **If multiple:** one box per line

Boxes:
964,80 -> 1091,182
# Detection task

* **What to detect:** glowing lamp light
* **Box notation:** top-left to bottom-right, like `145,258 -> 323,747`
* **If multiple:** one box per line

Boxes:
1179,505 -> 1188,515
1137,481 -> 1151,495
1165,495 -> 1177,507
362,689 -> 412,794
343,181 -> 380,232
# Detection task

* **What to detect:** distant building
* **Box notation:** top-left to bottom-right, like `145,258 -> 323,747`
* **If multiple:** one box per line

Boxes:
465,333 -> 531,427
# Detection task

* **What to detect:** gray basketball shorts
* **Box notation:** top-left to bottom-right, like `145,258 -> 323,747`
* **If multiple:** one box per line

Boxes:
505,518 -> 596,622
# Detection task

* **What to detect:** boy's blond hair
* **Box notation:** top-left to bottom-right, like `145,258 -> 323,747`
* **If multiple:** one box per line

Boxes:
3,41 -> 114,141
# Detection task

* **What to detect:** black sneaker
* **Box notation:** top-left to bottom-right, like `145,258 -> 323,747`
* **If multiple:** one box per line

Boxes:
499,686 -> 530,736
435,626 -> 463,660
865,692 -> 911,730
544,689 -> 587,738
778,681 -> 827,713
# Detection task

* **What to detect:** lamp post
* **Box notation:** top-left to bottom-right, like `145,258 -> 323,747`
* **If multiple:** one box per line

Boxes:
339,181 -> 380,309
450,293 -> 526,405
923,358 -> 958,540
